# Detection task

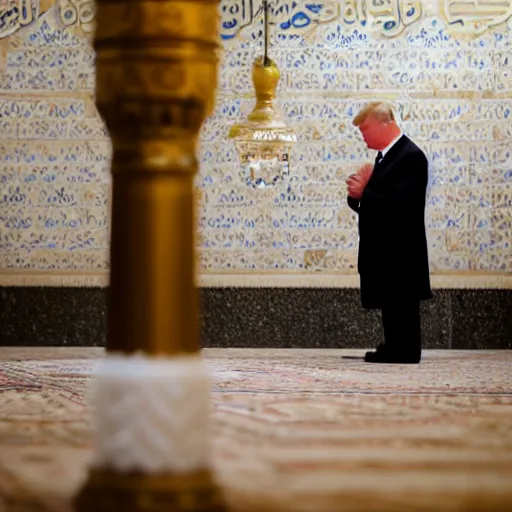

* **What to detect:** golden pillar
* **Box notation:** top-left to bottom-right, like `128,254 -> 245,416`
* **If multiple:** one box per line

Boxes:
74,0 -> 224,510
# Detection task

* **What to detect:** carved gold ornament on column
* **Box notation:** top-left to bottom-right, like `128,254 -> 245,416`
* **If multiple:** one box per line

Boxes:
73,0 -> 224,509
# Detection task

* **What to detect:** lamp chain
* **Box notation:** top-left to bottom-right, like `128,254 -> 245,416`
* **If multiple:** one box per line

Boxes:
263,0 -> 270,66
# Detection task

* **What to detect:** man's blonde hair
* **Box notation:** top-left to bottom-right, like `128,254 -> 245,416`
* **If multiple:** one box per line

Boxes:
353,102 -> 396,126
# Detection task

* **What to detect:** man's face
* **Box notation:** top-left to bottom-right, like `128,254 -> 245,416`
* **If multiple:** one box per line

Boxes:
358,116 -> 388,150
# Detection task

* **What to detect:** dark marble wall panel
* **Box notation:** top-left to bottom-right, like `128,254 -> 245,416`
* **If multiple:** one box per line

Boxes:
0,287 -> 510,349
199,288 -> 452,349
420,291 -> 452,350
451,290 -> 512,350
199,288 -> 382,349
0,287 -> 107,347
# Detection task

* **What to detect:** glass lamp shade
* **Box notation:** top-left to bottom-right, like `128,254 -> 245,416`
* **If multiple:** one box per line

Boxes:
229,56 -> 296,189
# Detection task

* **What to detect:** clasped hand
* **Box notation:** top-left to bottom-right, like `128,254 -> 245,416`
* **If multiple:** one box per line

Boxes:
346,163 -> 373,200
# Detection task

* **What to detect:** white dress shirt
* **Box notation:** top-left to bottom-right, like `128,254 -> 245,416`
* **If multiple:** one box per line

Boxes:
379,131 -> 403,161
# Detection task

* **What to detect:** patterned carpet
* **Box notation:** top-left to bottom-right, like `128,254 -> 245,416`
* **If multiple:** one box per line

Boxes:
1,348 -> 512,511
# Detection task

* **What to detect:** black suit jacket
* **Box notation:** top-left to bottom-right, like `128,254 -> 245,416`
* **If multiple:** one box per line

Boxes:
348,135 -> 432,309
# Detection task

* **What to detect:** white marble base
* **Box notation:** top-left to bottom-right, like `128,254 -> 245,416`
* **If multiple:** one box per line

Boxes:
89,353 -> 211,473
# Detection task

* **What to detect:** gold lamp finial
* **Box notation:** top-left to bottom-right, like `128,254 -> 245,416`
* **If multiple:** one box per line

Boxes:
248,56 -> 280,122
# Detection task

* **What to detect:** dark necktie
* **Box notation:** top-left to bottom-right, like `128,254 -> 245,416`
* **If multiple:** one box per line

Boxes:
375,151 -> 383,166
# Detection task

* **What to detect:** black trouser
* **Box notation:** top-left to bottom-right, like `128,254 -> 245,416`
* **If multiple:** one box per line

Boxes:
381,299 -> 421,358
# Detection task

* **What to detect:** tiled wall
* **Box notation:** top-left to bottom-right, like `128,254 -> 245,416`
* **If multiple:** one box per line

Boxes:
0,1 -> 511,283
203,1 -> 512,274
0,5 -> 111,273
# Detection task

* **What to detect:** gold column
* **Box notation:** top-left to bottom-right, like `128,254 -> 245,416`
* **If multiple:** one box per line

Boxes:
74,0 -> 223,510
99,1 -> 219,356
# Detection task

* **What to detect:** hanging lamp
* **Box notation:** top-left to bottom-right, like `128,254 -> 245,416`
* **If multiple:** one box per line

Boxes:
228,0 -> 297,189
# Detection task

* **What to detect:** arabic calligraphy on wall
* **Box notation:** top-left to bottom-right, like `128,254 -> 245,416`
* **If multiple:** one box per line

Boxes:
0,0 -> 94,39
0,0 -> 39,38
221,0 -> 512,39
1,0 -> 511,41
442,0 -> 512,34
59,0 -> 95,34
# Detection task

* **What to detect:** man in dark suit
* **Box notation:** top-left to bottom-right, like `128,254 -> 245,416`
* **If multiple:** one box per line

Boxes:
346,102 -> 432,364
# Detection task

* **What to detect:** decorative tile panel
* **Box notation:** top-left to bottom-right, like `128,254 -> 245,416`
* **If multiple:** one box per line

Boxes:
0,10 -> 110,271
0,1 -> 510,282
199,1 -> 512,275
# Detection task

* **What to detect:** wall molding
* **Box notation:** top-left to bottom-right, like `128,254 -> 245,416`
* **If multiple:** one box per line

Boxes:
0,270 -> 511,289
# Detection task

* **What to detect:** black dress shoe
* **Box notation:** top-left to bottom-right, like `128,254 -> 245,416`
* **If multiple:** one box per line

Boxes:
364,351 -> 420,364
365,343 -> 390,360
